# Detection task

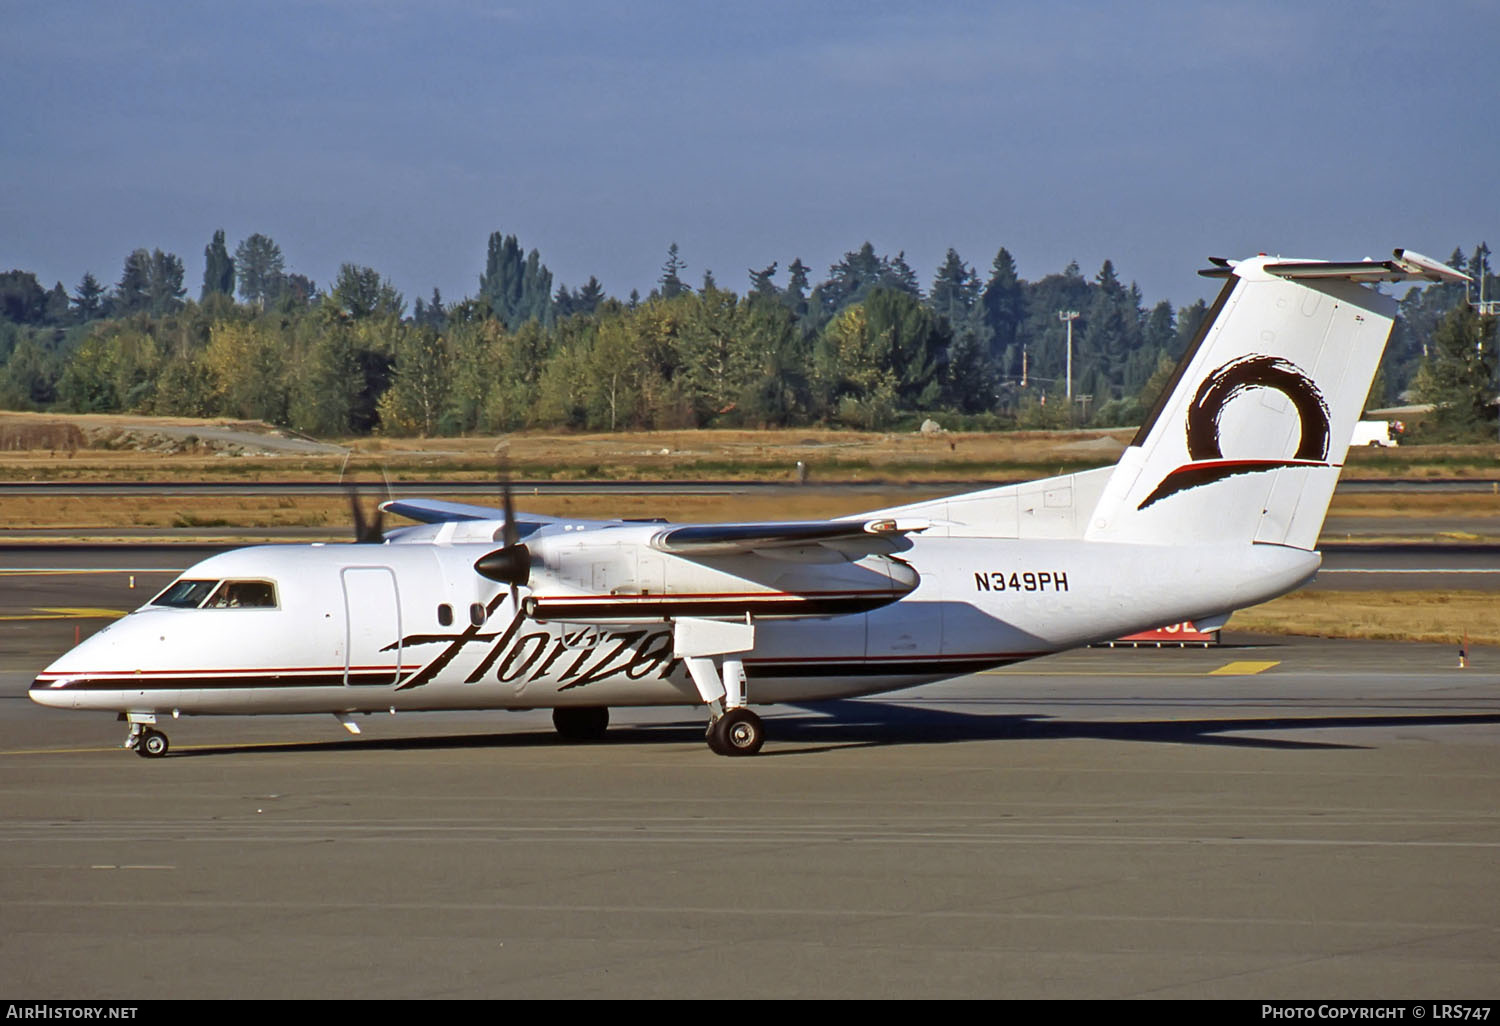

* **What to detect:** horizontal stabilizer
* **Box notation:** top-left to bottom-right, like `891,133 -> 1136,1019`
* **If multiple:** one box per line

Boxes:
1202,249 -> 1470,284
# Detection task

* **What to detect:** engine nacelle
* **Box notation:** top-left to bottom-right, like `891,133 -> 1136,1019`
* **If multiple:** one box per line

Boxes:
519,528 -> 917,622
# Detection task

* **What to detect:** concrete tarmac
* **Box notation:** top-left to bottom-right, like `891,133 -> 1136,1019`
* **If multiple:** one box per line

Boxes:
1,557 -> 1498,999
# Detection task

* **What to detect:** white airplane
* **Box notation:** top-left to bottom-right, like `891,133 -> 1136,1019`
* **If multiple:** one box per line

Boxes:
30,249 -> 1469,757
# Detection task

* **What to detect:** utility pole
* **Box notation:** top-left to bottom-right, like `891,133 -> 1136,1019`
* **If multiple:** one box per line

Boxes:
1058,310 -> 1079,401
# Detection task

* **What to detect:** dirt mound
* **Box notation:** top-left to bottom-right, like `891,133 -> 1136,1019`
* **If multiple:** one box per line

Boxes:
0,412 -> 347,456
0,421 -> 86,452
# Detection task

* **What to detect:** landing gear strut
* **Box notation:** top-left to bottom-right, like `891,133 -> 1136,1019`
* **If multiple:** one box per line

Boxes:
675,618 -> 767,756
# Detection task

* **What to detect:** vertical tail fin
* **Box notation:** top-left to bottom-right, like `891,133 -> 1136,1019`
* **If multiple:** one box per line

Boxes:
1085,250 -> 1469,549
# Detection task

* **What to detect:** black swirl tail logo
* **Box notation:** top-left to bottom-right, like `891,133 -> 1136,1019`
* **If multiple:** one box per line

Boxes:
1138,354 -> 1332,510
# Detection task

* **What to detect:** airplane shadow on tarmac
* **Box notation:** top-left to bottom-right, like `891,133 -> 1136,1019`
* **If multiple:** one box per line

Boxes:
167,702 -> 1500,758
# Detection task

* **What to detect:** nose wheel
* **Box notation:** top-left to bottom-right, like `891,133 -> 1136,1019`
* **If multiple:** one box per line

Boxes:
125,720 -> 170,758
138,729 -> 169,758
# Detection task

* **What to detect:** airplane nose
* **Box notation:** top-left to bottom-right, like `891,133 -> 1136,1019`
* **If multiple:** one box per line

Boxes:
29,676 -> 75,709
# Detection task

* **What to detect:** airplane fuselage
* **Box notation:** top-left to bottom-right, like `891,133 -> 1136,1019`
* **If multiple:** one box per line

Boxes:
30,536 -> 1318,718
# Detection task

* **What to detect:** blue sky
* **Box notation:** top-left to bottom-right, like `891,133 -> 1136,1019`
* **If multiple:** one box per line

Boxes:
3,1 -> 1496,313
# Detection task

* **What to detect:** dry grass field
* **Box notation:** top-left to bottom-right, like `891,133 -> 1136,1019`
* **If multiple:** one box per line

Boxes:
5,485 -> 1500,535
0,487 -> 945,533
1230,590 -> 1500,647
3,410 -> 1498,645
2,410 -> 1498,484
3,408 -> 1498,534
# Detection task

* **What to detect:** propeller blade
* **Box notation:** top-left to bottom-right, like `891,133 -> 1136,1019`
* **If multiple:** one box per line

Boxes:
497,454 -> 522,607
348,486 -> 366,542
347,485 -> 384,544
499,455 -> 518,550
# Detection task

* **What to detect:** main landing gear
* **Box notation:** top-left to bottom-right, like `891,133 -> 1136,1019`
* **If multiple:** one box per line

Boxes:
706,706 -> 764,756
675,616 -> 766,757
123,716 -> 170,758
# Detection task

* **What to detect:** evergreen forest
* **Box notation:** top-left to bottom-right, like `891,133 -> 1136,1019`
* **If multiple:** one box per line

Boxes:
1,232 -> 1494,440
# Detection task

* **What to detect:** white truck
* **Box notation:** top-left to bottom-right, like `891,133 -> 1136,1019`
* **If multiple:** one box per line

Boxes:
1351,419 -> 1400,447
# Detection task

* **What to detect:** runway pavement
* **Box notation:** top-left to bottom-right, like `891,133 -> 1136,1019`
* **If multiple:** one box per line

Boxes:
1,547 -> 1498,998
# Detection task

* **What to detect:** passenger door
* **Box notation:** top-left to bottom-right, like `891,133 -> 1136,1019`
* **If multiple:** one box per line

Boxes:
341,566 -> 402,686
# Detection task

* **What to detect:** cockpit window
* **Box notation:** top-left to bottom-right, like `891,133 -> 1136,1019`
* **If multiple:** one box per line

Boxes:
151,579 -> 218,608
151,579 -> 278,609
204,580 -> 278,609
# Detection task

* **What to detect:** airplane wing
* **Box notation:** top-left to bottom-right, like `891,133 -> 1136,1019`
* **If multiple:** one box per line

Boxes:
381,498 -> 498,523
380,497 -> 569,528
650,518 -> 928,556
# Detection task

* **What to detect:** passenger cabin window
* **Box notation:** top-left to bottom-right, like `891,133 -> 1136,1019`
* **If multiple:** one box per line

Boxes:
469,603 -> 485,626
438,604 -> 453,626
152,579 -> 217,608
204,580 -> 278,609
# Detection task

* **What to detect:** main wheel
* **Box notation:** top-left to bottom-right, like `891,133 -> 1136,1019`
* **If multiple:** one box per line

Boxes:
552,706 -> 610,741
138,729 -> 169,758
706,719 -> 727,755
711,708 -> 764,756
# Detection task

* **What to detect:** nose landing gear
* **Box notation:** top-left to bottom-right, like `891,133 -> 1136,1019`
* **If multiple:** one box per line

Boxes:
124,716 -> 170,758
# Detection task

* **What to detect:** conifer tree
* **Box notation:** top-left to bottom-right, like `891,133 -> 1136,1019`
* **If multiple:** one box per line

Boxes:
71,273 -> 105,322
659,243 -> 688,299
479,232 -> 553,329
234,234 -> 286,309
201,229 -> 234,301
1412,306 -> 1497,441
114,250 -> 152,314
147,250 -> 187,315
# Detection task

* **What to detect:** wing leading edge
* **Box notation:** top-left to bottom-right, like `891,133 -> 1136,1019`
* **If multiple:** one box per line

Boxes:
380,497 -> 572,528
650,519 -> 928,556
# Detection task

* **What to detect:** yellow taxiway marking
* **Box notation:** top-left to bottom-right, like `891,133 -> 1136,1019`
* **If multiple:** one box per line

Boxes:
1208,660 -> 1281,676
983,669 -> 1209,677
0,607 -> 127,621
983,661 -> 1283,678
0,568 -> 172,575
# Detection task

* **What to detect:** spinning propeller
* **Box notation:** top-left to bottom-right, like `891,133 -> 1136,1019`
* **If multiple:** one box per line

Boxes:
347,485 -> 386,544
473,458 -> 531,607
